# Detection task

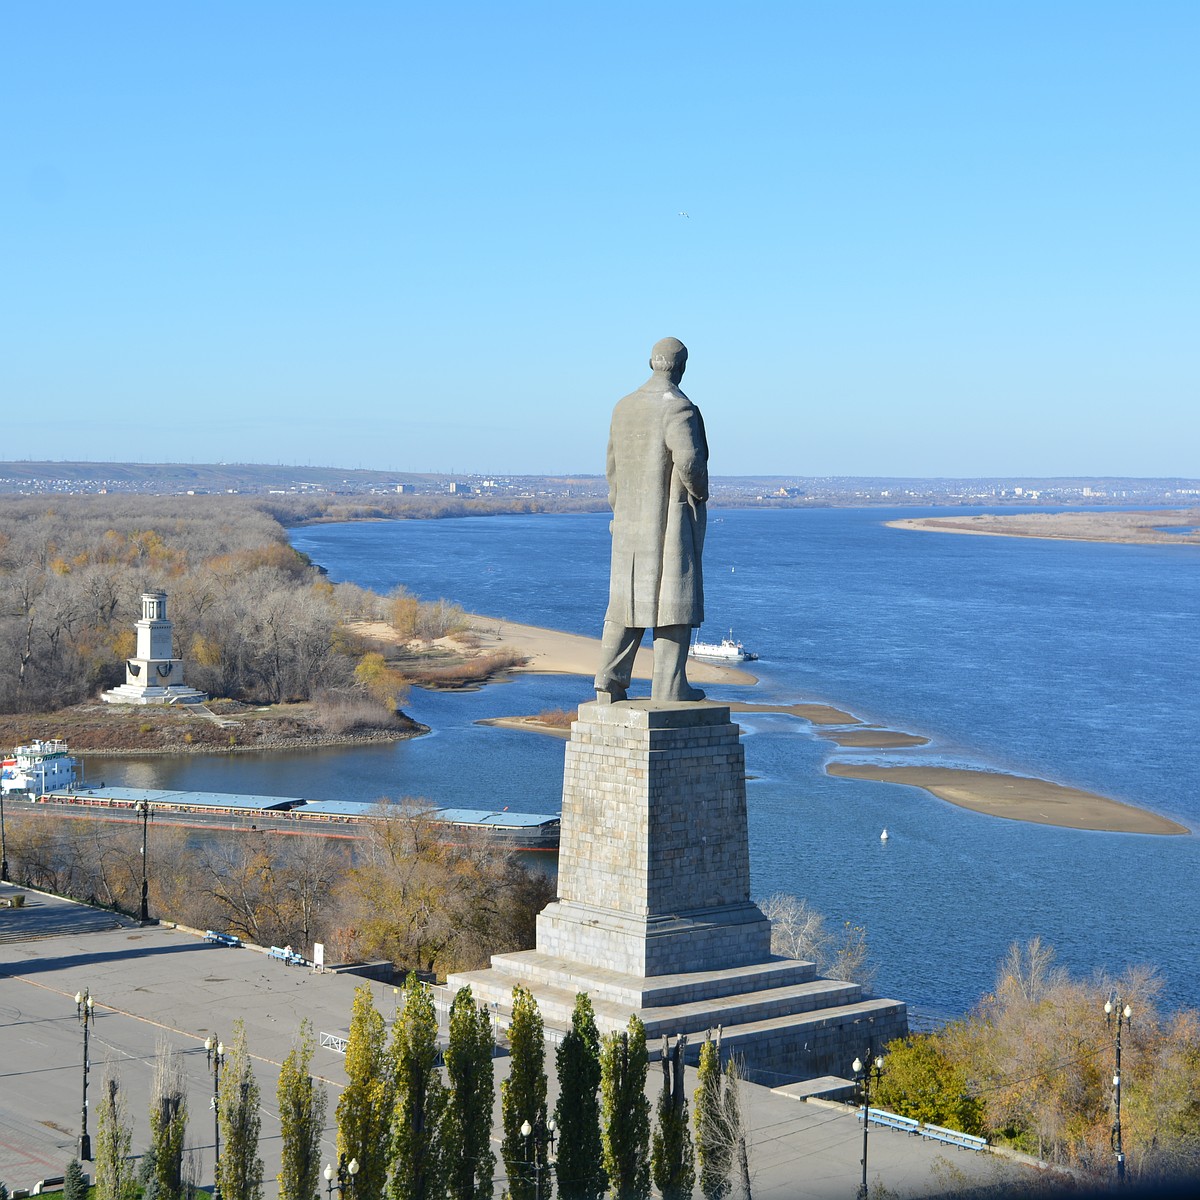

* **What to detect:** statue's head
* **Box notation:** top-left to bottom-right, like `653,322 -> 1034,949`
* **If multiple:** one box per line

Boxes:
649,337 -> 688,384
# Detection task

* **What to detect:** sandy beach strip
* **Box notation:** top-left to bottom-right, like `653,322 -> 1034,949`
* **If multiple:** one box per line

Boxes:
826,763 -> 1189,835
466,616 -> 759,686
887,508 -> 1200,546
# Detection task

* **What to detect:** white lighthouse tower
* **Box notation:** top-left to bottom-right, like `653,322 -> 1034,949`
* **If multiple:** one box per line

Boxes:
102,591 -> 206,705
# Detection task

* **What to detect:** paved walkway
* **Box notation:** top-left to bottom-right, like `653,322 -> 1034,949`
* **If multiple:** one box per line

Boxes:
0,883 -> 1031,1198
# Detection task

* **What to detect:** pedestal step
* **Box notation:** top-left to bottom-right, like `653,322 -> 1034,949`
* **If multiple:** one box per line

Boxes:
448,950 -> 883,1036
697,997 -> 909,1083
450,954 -> 907,1083
479,949 -> 817,1008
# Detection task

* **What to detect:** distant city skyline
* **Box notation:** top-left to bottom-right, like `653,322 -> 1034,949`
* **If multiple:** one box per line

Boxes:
4,3 -> 1197,476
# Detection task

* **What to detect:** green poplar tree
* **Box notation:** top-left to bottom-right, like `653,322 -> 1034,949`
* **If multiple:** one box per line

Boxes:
278,1020 -> 328,1200
390,973 -> 446,1200
149,1040 -> 188,1200
553,993 -> 606,1200
444,985 -> 496,1200
600,1015 -> 650,1200
336,985 -> 396,1200
500,984 -> 547,1200
217,1021 -> 264,1200
694,1034 -> 731,1200
95,1073 -> 137,1200
651,1035 -> 695,1200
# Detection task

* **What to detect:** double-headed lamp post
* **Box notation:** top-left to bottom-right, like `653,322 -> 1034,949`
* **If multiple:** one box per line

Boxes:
205,1034 -> 225,1199
1105,997 -> 1133,1184
852,1051 -> 885,1200
323,1156 -> 359,1199
75,988 -> 95,1160
136,800 -> 150,922
520,1115 -> 557,1200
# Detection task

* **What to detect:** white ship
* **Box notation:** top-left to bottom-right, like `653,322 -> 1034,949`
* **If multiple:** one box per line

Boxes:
1,739 -> 79,795
689,630 -> 758,662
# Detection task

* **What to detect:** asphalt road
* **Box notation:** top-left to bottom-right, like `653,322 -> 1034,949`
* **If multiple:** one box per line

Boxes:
0,882 -> 1031,1198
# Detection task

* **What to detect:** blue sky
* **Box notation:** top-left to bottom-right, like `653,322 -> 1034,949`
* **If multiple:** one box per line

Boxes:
3,2 -> 1197,477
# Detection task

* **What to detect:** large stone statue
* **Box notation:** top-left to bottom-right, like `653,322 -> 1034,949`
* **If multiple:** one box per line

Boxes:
595,337 -> 708,703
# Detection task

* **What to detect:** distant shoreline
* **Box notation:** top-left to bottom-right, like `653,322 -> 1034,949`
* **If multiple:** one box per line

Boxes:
888,507 -> 1200,547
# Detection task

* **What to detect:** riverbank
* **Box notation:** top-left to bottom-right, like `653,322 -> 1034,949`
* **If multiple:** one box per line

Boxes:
465,616 -> 760,686
0,700 -> 427,757
888,508 -> 1200,546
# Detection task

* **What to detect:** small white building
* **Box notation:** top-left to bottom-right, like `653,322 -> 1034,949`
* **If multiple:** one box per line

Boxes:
101,591 -> 207,705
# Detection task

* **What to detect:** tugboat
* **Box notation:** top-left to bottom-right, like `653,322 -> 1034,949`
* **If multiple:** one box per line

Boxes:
2,740 -> 79,794
688,629 -> 758,662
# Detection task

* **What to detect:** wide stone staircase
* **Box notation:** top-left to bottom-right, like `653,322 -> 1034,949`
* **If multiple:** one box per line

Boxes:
450,949 -> 907,1083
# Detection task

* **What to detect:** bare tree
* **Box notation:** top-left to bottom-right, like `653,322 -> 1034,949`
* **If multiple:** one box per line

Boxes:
759,893 -> 876,989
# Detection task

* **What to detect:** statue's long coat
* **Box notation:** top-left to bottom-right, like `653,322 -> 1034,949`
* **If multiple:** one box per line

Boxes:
603,377 -> 708,628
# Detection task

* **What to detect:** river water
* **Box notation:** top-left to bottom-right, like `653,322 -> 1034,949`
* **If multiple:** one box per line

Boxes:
92,508 -> 1200,1019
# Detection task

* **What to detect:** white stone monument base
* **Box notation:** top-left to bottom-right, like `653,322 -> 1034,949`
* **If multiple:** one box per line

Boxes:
101,684 -> 207,706
449,701 -> 908,1082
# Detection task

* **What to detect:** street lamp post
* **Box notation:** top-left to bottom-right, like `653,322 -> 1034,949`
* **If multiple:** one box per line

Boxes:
206,1034 -> 225,1200
75,988 -> 95,1160
137,800 -> 150,922
342,1155 -> 359,1197
324,1155 -> 359,1199
1,787 -> 9,882
852,1051 -> 885,1200
1105,997 -> 1133,1184
520,1115 -> 557,1200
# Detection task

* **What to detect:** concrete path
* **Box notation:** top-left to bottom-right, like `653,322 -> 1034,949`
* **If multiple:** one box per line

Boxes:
0,883 -> 1032,1198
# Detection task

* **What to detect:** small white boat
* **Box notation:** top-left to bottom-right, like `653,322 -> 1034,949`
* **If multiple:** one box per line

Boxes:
689,630 -> 758,662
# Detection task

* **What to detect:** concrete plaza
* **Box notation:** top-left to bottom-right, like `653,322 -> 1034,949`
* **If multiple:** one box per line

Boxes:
0,882 -> 1031,1198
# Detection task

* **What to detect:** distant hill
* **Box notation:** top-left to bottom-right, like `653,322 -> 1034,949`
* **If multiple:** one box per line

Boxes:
0,460 -> 464,494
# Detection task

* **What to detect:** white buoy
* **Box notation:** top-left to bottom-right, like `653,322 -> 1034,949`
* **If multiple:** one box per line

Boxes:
880,829 -> 889,841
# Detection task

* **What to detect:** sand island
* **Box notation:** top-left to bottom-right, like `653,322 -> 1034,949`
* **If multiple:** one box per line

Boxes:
888,507 -> 1200,546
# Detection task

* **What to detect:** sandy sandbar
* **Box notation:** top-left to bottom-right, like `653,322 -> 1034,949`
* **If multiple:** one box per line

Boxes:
826,763 -> 1188,835
483,707 -> 928,749
466,617 -> 759,687
888,508 -> 1200,547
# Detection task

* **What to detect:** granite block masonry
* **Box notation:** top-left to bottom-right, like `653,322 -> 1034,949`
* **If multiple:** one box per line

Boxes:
537,700 -> 772,976
449,699 -> 908,1082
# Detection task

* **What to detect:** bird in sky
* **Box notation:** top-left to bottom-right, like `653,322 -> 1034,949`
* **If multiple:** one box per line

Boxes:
678,210 -> 690,218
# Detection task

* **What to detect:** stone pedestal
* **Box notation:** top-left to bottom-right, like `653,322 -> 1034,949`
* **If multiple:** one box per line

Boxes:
449,700 -> 907,1082
537,702 -> 771,976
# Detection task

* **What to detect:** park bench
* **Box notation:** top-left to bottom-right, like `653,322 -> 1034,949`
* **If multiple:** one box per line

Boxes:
32,1175 -> 70,1195
922,1122 -> 989,1151
204,930 -> 241,947
856,1107 -> 920,1135
268,945 -> 304,966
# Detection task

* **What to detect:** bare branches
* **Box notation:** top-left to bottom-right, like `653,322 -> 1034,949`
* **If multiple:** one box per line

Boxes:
758,893 -> 876,989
